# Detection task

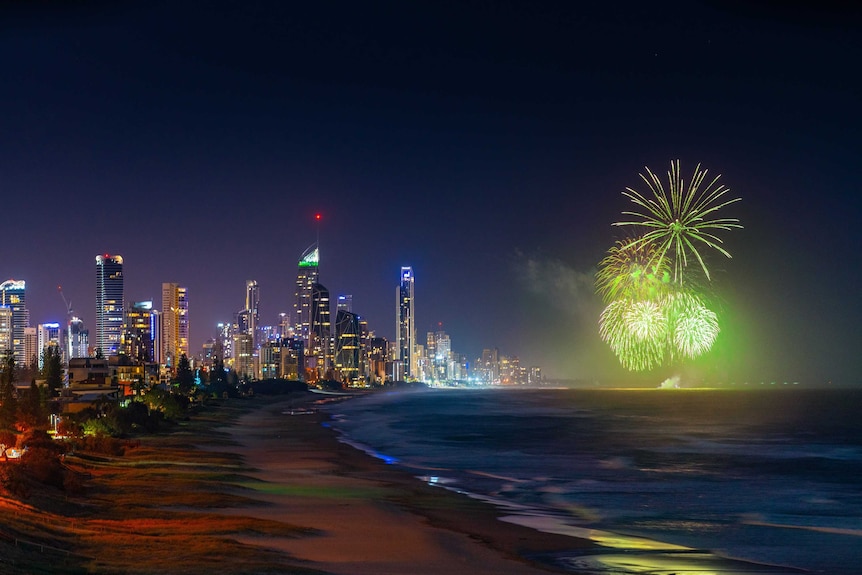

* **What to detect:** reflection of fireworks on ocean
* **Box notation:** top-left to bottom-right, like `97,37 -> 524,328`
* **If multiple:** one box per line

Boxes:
614,159 -> 741,283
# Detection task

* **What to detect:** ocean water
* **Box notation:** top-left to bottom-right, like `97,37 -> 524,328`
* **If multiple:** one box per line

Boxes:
325,387 -> 862,575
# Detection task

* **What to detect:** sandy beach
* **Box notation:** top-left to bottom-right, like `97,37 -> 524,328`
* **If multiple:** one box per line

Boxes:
219,391 -> 586,574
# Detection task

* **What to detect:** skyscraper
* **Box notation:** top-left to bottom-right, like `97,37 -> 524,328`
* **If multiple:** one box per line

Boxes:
309,282 -> 331,379
294,244 -> 319,346
245,280 -> 260,346
95,255 -> 124,357
0,307 -> 12,357
37,323 -> 63,368
122,301 -> 154,363
396,266 -> 415,379
161,283 -> 189,368
334,309 -> 360,385
67,317 -> 89,360
0,279 -> 29,365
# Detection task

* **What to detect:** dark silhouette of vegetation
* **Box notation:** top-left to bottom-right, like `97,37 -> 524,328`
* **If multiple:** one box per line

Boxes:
317,378 -> 344,392
18,379 -> 46,427
41,345 -> 64,396
175,353 -> 194,395
0,352 -> 18,429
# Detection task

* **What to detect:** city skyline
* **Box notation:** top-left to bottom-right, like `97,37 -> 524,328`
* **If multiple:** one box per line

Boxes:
1,2 -> 859,384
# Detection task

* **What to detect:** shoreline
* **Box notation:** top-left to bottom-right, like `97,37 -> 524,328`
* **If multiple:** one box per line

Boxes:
220,391 -> 585,574
261,389 -> 809,575
6,390 -> 810,574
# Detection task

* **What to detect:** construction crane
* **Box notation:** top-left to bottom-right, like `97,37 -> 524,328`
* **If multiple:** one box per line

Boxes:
57,285 -> 74,321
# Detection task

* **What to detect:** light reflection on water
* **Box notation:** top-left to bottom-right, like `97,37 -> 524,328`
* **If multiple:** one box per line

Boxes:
327,388 -> 862,575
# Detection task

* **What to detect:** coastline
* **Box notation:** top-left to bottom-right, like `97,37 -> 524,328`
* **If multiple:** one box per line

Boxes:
5,390 -> 811,574
221,391 -> 586,574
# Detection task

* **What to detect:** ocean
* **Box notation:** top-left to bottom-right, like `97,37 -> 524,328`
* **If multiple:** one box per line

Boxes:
325,387 -> 862,575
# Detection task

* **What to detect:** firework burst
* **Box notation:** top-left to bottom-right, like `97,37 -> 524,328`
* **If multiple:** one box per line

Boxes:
599,299 -> 667,372
595,240 -> 670,304
596,160 -> 740,373
666,291 -> 720,359
613,160 -> 742,283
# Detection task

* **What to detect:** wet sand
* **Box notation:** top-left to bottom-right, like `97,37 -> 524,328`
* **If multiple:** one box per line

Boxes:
220,392 -> 587,574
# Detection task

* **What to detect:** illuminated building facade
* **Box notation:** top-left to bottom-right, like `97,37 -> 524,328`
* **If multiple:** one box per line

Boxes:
309,282 -> 331,379
0,279 -> 30,365
37,322 -> 63,368
368,336 -> 388,384
24,327 -> 37,368
396,267 -> 415,379
161,283 -> 188,368
433,330 -> 451,382
95,255 -> 124,357
67,317 -> 89,360
294,244 -> 319,347
122,301 -> 154,363
293,244 -> 320,349
334,310 -> 360,385
0,307 -> 12,356
245,279 -> 260,346
216,322 -> 232,361
336,294 -> 352,312
232,332 -> 254,379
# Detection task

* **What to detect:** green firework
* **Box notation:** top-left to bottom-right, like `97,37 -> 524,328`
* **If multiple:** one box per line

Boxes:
599,299 -> 667,372
613,159 -> 742,283
596,161 -> 740,372
595,240 -> 670,304
666,291 -> 719,360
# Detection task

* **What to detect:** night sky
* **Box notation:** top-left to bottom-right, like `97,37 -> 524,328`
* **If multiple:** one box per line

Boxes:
1,1 -> 859,384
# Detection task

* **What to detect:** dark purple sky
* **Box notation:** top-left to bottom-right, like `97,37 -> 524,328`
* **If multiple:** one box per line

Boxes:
1,1 -> 859,383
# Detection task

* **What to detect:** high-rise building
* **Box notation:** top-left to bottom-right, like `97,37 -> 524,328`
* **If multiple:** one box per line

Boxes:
0,307 -> 13,358
67,317 -> 89,360
336,294 -> 352,313
215,322 -> 232,361
0,279 -> 30,365
24,327 -> 37,369
245,280 -> 260,346
122,301 -> 154,363
396,267 -> 416,379
368,336 -> 389,384
95,255 -> 124,357
334,310 -> 360,385
309,282 -> 331,379
150,310 -> 162,364
232,332 -> 254,379
161,283 -> 188,368
37,323 -> 64,368
294,244 -> 319,346
434,330 -> 451,382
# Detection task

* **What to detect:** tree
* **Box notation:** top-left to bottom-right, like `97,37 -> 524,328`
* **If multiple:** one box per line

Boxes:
175,354 -> 194,395
41,346 -> 64,397
95,348 -> 104,359
208,357 -> 228,397
19,379 -> 46,428
0,353 -> 18,429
